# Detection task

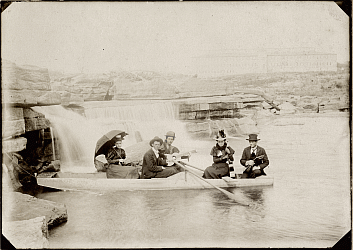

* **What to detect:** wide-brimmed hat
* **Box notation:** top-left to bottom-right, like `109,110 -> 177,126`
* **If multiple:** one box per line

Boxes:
246,134 -> 260,141
150,136 -> 163,146
215,130 -> 227,141
165,131 -> 176,138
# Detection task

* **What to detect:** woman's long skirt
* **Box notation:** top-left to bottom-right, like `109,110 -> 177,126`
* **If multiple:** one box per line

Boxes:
106,164 -> 140,179
202,162 -> 230,179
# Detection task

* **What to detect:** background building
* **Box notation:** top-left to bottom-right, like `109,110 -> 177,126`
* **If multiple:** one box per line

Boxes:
192,48 -> 337,77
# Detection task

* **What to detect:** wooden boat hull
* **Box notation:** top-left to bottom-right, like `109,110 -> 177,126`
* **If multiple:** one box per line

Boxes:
37,172 -> 274,192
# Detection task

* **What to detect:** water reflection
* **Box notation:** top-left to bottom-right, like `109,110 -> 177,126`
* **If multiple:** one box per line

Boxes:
35,114 -> 350,248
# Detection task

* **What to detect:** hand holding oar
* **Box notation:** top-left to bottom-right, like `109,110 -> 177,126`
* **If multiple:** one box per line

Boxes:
173,160 -> 250,206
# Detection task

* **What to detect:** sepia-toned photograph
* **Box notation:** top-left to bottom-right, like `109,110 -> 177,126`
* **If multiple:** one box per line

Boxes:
1,1 -> 351,248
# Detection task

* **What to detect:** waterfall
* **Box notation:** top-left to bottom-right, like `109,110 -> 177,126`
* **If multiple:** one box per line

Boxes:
32,100 -> 193,172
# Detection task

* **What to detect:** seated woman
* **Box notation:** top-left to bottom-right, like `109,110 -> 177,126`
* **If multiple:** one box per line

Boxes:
105,135 -> 141,179
203,130 -> 235,179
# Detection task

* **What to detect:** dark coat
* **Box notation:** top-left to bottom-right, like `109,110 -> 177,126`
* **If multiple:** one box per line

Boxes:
141,148 -> 164,179
240,146 -> 269,170
105,147 -> 126,165
160,142 -> 180,155
105,147 -> 139,179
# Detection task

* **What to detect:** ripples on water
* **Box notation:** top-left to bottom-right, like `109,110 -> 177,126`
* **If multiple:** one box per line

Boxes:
37,114 -> 350,248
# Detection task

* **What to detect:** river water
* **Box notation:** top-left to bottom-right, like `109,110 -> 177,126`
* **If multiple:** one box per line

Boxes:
36,111 -> 350,248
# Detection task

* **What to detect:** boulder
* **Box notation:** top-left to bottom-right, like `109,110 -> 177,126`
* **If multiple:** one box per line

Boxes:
2,60 -> 21,90
1,90 -> 25,104
69,93 -> 85,105
231,117 -> 259,135
2,120 -> 25,138
37,91 -> 62,105
23,108 -> 45,118
2,107 -> 24,121
24,117 -> 51,132
2,191 -> 68,229
16,64 -> 50,83
2,137 -> 27,153
17,79 -> 50,91
2,216 -> 49,249
278,101 -> 297,114
23,90 -> 39,105
302,103 -> 318,111
39,160 -> 61,173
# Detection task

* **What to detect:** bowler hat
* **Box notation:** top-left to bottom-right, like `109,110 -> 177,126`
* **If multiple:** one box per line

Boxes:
150,136 -> 163,146
165,131 -> 176,138
246,134 -> 260,141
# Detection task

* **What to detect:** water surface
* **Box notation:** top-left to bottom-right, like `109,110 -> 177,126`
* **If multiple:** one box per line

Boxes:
37,113 -> 351,248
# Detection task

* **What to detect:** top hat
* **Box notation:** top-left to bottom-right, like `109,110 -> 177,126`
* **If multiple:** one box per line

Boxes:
165,131 -> 176,138
150,136 -> 164,146
246,134 -> 260,141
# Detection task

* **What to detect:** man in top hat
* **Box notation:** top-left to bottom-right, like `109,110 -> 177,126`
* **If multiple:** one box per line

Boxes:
141,136 -> 179,179
240,134 -> 269,178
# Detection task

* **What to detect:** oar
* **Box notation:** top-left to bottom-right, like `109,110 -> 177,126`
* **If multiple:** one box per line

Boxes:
173,160 -> 249,205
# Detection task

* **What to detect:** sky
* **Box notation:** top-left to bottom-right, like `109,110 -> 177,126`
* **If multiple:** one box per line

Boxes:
1,1 -> 350,74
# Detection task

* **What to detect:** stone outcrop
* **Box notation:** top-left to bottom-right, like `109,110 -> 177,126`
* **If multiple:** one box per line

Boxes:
185,117 -> 259,138
2,60 -> 58,106
2,137 -> 27,153
2,192 -> 68,229
2,216 -> 49,249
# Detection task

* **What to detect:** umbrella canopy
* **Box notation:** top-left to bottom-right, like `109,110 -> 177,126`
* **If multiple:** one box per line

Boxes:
94,130 -> 128,158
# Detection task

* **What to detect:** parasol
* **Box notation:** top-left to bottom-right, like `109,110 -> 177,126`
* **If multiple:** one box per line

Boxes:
94,130 -> 128,158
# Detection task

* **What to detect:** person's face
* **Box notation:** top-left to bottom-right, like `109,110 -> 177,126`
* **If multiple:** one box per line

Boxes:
217,139 -> 225,147
115,141 -> 122,148
166,136 -> 174,145
249,140 -> 257,148
152,141 -> 161,151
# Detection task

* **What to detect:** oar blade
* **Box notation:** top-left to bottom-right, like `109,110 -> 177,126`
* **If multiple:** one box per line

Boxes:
173,160 -> 250,205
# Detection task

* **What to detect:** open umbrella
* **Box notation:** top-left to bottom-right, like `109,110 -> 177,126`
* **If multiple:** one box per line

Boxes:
94,130 -> 128,158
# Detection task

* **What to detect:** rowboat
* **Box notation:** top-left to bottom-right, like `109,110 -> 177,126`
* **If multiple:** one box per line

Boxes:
37,169 -> 274,192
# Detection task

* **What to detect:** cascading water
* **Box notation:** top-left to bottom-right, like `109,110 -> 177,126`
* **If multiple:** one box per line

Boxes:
32,100 -> 195,172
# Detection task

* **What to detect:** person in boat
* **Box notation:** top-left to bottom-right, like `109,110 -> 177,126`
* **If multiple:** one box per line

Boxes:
161,131 -> 180,154
203,130 -> 235,179
105,135 -> 141,179
240,134 -> 269,178
141,136 -> 178,179
160,131 -> 185,172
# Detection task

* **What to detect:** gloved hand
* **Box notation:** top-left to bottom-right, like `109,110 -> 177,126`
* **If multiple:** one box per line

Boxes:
225,148 -> 231,154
